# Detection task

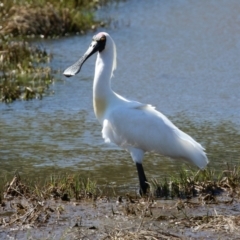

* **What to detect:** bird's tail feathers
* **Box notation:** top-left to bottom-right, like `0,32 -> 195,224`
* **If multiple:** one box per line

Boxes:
176,132 -> 209,169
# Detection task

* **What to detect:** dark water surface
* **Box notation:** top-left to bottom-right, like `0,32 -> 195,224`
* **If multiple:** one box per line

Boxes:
1,0 -> 240,191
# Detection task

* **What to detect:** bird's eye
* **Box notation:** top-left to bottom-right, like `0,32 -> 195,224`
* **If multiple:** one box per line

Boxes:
100,36 -> 106,41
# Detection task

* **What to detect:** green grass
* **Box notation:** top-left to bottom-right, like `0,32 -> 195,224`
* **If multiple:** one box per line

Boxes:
0,38 -> 53,102
1,164 -> 240,202
43,173 -> 98,200
149,164 -> 240,199
2,172 -> 98,202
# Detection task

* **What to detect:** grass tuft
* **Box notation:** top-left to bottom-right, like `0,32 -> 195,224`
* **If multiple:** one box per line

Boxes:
149,164 -> 240,199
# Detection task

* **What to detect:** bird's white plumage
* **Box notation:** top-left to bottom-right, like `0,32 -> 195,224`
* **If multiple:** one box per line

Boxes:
64,32 -> 208,173
102,102 -> 207,168
92,32 -> 208,170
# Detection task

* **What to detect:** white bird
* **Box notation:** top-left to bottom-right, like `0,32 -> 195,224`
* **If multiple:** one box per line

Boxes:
63,32 -> 209,195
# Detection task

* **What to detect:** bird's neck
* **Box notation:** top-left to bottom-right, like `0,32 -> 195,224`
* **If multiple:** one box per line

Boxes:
93,51 -> 114,122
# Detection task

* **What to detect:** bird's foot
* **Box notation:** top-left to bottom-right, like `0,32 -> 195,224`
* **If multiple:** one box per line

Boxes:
138,182 -> 149,196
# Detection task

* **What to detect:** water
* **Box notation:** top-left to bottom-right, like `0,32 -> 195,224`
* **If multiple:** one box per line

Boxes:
1,0 -> 240,191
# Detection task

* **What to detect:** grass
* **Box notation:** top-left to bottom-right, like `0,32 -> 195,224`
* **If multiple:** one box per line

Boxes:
149,163 -> 240,199
0,0 -> 102,38
43,173 -> 98,200
2,172 -> 98,201
1,164 -> 240,206
0,38 -> 53,102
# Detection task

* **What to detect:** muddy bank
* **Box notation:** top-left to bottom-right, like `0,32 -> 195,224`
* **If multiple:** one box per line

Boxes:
1,192 -> 240,239
1,170 -> 240,239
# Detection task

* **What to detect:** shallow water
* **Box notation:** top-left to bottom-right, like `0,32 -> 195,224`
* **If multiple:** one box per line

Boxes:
0,0 -> 240,190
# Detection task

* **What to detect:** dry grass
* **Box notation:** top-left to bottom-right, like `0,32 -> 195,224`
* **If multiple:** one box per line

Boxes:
0,0 -> 102,38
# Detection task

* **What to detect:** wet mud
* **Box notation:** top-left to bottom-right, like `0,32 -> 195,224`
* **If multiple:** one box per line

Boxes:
1,175 -> 240,239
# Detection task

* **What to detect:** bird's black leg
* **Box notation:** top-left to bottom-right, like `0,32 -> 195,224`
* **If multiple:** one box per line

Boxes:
136,162 -> 148,195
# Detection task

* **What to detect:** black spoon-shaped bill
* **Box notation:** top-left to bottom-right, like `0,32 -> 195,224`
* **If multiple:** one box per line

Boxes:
63,40 -> 100,77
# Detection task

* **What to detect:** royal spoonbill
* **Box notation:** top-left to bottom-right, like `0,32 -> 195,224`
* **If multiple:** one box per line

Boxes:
63,32 -> 209,195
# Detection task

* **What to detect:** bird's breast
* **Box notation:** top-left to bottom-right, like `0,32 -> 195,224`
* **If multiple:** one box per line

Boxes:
93,97 -> 107,121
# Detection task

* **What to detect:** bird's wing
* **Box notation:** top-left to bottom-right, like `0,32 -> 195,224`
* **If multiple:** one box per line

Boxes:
102,103 -> 175,150
102,104 -> 208,169
102,103 -> 151,145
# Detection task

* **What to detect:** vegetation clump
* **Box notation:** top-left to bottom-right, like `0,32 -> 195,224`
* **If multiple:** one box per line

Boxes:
0,37 -> 53,102
150,164 -> 240,199
0,0 -> 100,38
0,0 -> 104,102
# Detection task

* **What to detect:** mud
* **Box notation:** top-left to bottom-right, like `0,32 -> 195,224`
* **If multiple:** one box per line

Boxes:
1,190 -> 240,239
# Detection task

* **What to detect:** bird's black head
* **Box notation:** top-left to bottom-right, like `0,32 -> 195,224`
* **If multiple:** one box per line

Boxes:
92,33 -> 106,52
63,32 -> 107,77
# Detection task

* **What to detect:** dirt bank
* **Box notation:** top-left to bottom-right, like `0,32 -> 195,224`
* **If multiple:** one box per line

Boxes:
1,173 -> 240,239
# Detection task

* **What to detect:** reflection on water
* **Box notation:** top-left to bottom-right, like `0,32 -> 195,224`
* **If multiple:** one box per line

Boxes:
0,0 -> 240,190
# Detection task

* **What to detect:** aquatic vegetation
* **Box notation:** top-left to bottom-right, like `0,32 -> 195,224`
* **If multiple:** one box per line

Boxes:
0,37 -> 53,102
0,0 -> 108,102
